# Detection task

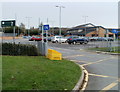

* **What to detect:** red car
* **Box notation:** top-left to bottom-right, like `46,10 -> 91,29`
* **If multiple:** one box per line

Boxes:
29,36 -> 42,41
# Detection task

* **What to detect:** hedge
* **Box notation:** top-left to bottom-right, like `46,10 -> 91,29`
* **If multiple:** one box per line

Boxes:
2,43 -> 40,56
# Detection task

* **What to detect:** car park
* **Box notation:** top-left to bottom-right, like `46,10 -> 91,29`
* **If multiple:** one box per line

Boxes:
67,36 -> 89,44
51,36 -> 67,43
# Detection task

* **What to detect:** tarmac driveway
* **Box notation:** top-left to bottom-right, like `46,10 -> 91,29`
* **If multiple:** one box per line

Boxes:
49,46 -> 119,91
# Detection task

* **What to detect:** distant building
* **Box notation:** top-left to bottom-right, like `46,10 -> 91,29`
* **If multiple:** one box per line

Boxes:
66,23 -> 115,37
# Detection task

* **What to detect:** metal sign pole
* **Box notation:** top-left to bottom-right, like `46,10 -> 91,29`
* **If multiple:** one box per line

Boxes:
13,26 -> 15,43
42,24 -> 43,43
41,24 -> 44,55
1,27 -> 4,43
46,29 -> 48,56
43,24 -> 49,56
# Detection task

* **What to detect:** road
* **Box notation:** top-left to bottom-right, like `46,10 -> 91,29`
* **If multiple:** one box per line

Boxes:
49,46 -> 119,91
2,38 -> 120,91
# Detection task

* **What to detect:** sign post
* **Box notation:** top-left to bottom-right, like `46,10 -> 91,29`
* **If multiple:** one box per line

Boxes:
43,24 -> 49,56
38,24 -> 49,56
1,20 -> 16,43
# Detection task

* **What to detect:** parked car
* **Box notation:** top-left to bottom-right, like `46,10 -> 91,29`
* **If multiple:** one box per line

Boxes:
97,37 -> 114,41
89,37 -> 99,41
52,36 -> 67,43
29,36 -> 42,41
22,36 -> 31,39
102,37 -> 114,41
67,36 -> 89,44
43,37 -> 53,42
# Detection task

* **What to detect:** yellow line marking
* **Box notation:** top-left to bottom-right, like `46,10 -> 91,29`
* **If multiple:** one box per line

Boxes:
100,81 -> 118,92
63,54 -> 84,58
82,57 -> 114,66
88,73 -> 118,79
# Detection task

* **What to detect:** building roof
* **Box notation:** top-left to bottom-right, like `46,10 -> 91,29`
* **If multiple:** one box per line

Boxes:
67,23 -> 106,31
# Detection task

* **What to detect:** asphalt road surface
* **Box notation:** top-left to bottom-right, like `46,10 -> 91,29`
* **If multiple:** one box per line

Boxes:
2,38 -> 120,91
49,46 -> 119,91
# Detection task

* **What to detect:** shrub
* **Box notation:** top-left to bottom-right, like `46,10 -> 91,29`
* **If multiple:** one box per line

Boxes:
2,43 -> 40,56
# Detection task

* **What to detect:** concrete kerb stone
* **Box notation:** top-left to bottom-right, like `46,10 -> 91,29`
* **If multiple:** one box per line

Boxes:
71,60 -> 89,92
80,65 -> 89,91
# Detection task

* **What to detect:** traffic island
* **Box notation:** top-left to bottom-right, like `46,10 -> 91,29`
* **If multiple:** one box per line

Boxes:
2,56 -> 82,91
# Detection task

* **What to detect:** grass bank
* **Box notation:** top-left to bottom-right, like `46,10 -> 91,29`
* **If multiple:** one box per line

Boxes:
2,56 -> 81,90
88,46 -> 120,53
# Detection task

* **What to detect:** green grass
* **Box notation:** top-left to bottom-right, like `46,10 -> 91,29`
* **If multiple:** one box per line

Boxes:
88,47 -> 120,53
2,56 -> 81,90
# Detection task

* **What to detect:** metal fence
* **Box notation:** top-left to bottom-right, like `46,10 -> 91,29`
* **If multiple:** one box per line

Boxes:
82,40 -> 119,52
37,41 -> 48,56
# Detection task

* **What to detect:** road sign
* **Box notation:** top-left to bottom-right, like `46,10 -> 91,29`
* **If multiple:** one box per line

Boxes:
43,25 -> 49,30
1,20 -> 16,27
112,29 -> 118,34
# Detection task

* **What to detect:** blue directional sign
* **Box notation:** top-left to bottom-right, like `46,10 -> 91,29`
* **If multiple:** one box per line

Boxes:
43,25 -> 49,30
112,29 -> 118,34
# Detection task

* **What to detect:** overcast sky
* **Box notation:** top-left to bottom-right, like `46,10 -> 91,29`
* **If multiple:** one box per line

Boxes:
1,0 -> 119,29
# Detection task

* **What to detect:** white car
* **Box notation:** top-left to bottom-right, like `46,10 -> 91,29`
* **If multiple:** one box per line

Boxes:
51,36 -> 67,43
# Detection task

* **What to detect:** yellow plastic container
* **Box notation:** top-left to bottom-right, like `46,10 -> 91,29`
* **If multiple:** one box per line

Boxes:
46,49 -> 62,60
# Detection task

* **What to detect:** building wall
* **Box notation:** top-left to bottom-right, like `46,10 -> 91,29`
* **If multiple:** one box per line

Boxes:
86,27 -> 114,37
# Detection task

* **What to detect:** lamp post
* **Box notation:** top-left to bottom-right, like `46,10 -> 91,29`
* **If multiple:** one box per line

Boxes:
26,17 -> 32,36
83,16 -> 88,37
55,5 -> 65,36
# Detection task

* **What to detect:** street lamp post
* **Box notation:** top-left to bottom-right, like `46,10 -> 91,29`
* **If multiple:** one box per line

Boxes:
83,16 -> 88,37
56,5 -> 65,36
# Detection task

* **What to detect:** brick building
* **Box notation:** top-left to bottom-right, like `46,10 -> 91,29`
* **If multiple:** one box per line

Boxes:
66,23 -> 115,37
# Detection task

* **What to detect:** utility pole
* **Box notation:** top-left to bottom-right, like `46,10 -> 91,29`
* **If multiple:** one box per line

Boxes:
83,16 -> 88,37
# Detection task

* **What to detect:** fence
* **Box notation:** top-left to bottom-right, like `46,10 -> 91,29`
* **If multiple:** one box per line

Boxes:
82,40 -> 119,52
37,41 -> 48,56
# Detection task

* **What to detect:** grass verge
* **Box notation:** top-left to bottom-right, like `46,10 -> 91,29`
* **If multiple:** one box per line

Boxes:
2,56 -> 81,90
88,46 -> 120,53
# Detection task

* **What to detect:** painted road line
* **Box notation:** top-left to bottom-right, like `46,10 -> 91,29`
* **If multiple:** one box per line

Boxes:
82,57 -> 114,66
89,73 -> 118,79
63,54 -> 84,58
99,81 -> 118,92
